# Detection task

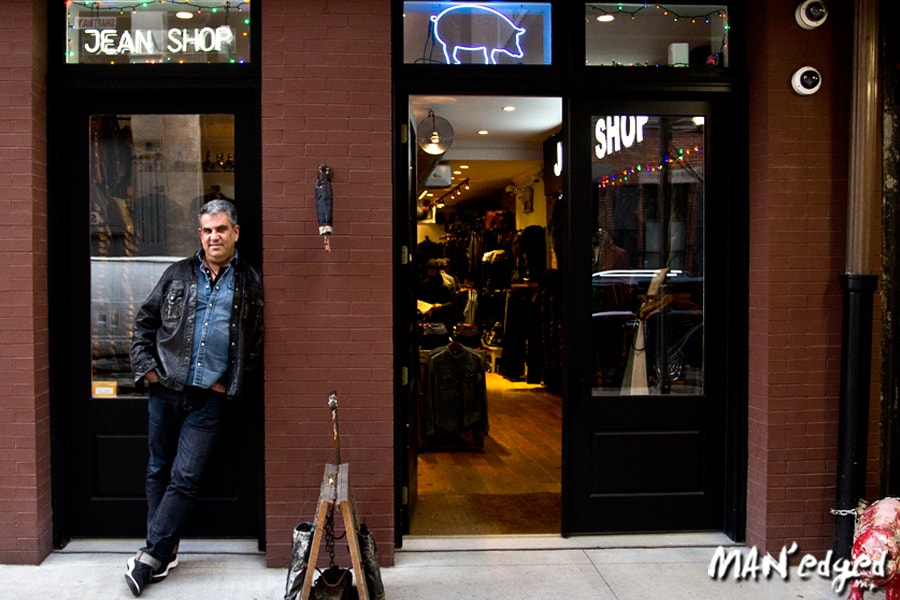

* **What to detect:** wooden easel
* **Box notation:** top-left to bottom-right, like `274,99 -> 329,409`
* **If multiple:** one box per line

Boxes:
299,394 -> 370,600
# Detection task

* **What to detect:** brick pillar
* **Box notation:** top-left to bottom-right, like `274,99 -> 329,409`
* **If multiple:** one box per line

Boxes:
260,1 -> 395,568
745,0 -> 855,557
0,0 -> 52,564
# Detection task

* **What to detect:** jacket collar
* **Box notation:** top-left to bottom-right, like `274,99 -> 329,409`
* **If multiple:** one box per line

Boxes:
195,249 -> 240,268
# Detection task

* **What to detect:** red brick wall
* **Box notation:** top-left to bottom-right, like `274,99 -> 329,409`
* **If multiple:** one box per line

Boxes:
0,1 -> 52,564
0,0 -> 883,569
260,1 -> 395,567
745,0 -> 855,557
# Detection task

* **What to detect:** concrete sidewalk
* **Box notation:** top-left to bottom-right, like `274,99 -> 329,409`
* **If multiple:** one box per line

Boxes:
0,533 -> 877,599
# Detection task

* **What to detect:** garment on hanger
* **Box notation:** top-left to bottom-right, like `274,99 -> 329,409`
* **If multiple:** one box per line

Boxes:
423,343 -> 488,439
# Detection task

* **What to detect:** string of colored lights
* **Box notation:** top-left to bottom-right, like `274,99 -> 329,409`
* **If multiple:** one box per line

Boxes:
65,1 -> 250,14
587,3 -> 728,24
587,3 -> 729,66
66,0 -> 251,63
598,145 -> 703,188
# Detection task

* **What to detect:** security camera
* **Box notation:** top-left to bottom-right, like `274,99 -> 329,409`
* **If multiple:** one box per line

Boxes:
791,66 -> 821,95
795,0 -> 827,29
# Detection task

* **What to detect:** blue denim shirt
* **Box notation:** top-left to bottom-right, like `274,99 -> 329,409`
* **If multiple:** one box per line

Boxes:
186,250 -> 236,389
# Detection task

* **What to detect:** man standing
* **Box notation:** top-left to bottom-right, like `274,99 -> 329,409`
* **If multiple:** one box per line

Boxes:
126,199 -> 264,596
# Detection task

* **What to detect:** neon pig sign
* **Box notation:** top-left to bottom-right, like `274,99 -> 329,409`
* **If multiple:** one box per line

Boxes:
430,4 -> 526,65
81,26 -> 234,57
594,115 -> 650,160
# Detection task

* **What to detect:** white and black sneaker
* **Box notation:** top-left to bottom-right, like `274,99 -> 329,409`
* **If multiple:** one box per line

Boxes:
125,556 -> 153,597
150,554 -> 179,583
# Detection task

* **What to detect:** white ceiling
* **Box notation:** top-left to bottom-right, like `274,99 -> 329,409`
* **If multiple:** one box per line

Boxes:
410,95 -> 562,206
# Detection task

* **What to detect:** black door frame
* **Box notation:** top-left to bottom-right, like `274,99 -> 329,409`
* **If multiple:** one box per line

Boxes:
46,4 -> 263,547
562,96 -> 746,536
390,0 -> 747,547
47,87 -> 264,547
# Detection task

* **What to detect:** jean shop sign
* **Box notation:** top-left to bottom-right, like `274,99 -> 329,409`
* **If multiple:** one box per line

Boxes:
79,24 -> 235,59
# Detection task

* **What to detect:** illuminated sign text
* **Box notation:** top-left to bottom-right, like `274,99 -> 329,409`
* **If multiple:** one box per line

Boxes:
594,115 -> 650,160
553,140 -> 563,176
82,26 -> 234,57
431,4 -> 526,65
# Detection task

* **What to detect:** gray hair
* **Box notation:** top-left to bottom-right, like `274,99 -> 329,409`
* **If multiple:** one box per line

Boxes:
198,199 -> 238,227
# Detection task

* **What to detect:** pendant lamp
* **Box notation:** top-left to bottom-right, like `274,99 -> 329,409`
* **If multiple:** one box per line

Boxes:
416,109 -> 454,155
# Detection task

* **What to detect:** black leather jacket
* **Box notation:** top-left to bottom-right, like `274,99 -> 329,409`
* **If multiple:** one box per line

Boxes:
130,252 -> 264,398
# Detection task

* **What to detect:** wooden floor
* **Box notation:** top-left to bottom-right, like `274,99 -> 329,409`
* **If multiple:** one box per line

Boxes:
410,373 -> 562,535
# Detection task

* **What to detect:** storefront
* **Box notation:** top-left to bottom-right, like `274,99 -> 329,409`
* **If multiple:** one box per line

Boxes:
0,0 -> 887,568
48,1 -> 263,543
393,1 -> 746,539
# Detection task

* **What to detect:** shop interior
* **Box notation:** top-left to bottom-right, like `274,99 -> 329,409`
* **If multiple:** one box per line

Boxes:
408,95 -> 564,535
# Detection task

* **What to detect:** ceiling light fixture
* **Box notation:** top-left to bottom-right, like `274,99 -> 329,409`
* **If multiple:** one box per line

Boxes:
436,178 -> 470,205
477,129 -> 489,135
416,109 -> 455,155
502,105 -> 516,112
176,10 -> 194,19
597,14 -> 615,22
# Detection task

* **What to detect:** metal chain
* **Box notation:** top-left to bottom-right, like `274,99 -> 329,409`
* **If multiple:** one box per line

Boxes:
832,499 -> 900,535
830,507 -> 859,531
324,504 -> 336,568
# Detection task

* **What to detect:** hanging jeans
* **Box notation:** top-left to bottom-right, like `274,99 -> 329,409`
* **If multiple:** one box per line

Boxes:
142,383 -> 225,562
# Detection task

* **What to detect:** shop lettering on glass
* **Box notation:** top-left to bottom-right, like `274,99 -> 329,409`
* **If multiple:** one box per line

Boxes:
594,115 -> 651,160
80,25 -> 235,58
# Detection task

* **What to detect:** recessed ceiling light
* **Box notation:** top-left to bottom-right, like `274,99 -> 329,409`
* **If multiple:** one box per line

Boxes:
453,170 -> 462,175
459,164 -> 469,169
176,11 -> 195,19
597,14 -> 615,22
477,130 -> 489,135
502,105 -> 516,112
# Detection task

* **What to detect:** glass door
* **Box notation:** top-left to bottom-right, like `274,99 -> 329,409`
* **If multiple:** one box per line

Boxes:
90,114 -> 237,400
564,100 -> 727,534
50,89 -> 262,540
590,114 -> 705,396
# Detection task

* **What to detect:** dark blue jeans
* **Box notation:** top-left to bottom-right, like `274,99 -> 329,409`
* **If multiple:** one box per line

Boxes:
143,383 -> 225,562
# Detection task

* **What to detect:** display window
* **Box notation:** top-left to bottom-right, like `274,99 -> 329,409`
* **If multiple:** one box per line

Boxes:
585,3 -> 729,68
65,0 -> 252,65
402,1 -> 552,65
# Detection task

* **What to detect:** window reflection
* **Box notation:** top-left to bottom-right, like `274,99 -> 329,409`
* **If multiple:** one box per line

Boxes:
90,114 -> 235,398
590,115 -> 704,396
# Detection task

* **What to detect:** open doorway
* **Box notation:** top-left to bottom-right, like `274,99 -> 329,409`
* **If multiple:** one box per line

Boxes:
406,95 -> 564,535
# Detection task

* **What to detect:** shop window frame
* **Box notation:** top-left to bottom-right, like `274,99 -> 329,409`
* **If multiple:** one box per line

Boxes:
50,0 -> 261,86
584,3 -> 731,69
392,0 -> 573,85
392,0 -> 743,92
